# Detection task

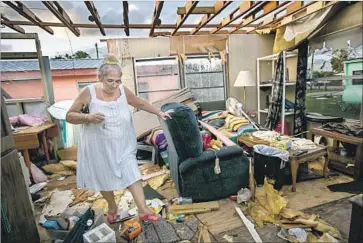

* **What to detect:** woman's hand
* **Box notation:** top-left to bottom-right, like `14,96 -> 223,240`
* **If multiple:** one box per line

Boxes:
158,110 -> 173,120
87,112 -> 105,123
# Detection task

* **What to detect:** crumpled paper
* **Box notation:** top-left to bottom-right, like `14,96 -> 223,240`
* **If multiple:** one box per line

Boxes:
148,171 -> 170,190
264,177 -> 288,215
237,188 -> 252,204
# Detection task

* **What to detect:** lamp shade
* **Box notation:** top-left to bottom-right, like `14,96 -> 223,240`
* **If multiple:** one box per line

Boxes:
234,71 -> 255,87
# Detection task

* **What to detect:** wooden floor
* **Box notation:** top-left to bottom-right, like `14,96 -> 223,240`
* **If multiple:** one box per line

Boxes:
38,173 -> 355,242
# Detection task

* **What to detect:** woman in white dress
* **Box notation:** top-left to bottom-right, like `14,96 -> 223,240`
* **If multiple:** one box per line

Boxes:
66,54 -> 171,223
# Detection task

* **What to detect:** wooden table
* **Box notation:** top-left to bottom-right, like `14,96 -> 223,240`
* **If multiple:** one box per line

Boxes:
12,123 -> 58,168
239,135 -> 328,192
311,127 -> 363,180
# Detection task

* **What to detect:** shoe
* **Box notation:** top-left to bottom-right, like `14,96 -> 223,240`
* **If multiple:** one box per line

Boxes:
139,212 -> 162,223
106,209 -> 117,224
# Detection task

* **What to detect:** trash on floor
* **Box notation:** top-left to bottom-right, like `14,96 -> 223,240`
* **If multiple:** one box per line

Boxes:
148,171 -> 170,190
41,189 -> 74,219
168,201 -> 219,215
236,188 -> 252,204
277,228 -> 308,242
120,218 -> 142,241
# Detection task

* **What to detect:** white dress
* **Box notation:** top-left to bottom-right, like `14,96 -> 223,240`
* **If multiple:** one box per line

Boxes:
77,84 -> 141,191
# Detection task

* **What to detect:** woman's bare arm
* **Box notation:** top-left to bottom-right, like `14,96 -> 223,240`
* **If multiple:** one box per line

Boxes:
66,88 -> 105,124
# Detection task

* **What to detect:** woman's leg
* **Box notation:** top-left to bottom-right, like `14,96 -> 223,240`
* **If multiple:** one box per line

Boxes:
128,180 -> 160,219
100,191 -> 117,212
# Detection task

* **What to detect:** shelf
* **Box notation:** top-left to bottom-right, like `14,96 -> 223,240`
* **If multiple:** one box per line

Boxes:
258,110 -> 294,116
259,82 -> 296,87
257,52 -> 298,61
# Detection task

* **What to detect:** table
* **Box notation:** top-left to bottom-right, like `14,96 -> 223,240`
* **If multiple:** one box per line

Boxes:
12,123 -> 58,168
311,127 -> 363,180
239,135 -> 328,192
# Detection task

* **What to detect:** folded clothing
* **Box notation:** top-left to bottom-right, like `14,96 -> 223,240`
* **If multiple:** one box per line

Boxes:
145,128 -> 168,152
10,114 -> 48,127
323,122 -> 363,138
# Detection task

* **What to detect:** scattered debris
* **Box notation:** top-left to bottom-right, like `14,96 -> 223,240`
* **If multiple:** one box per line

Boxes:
148,171 -> 170,190
236,207 -> 263,243
41,190 -> 74,218
237,188 -> 252,204
58,146 -> 78,161
60,160 -> 77,169
168,201 -> 219,215
29,182 -> 47,194
223,234 -> 234,242
277,228 -> 307,242
142,170 -> 166,181
30,162 -> 47,183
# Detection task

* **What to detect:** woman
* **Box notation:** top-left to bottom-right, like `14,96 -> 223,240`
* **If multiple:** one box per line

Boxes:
66,54 -> 171,223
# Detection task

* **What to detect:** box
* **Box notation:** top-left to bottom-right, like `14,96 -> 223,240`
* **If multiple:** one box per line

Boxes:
83,223 -> 116,243
46,208 -> 104,241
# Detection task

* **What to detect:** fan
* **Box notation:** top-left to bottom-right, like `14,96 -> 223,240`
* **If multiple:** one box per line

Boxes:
226,97 -> 259,130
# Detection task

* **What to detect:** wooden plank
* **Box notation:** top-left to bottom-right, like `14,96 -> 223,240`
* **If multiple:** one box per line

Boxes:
1,95 -> 15,154
236,207 -> 263,243
0,14 -> 25,34
123,1 -> 130,36
263,1 -> 278,14
1,149 -> 40,242
178,6 -> 215,15
172,1 -> 199,35
286,1 -> 303,14
199,120 -> 236,146
149,1 -> 164,37
191,1 -> 232,35
84,1 -> 105,36
168,201 -> 219,212
1,52 -> 38,60
12,123 -> 56,135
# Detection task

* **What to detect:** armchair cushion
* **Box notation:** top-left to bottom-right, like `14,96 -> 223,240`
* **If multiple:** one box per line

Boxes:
161,103 -> 203,162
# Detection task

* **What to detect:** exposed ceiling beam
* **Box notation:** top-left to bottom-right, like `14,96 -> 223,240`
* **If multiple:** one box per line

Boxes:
153,29 -> 247,37
0,14 -> 25,34
210,1 -> 259,34
149,1 -> 164,37
191,1 -> 232,35
3,1 -> 54,35
122,1 -> 129,36
84,1 -> 105,36
247,1 -> 316,33
42,1 -> 80,37
177,6 -> 215,15
229,1 -> 290,34
172,1 -> 199,36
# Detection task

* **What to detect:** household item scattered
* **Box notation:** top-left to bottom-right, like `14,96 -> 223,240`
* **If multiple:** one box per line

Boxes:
122,219 -> 142,241
253,145 -> 289,190
30,163 -> 47,183
83,223 -> 116,243
236,188 -> 252,204
235,207 -> 263,243
233,70 -> 255,108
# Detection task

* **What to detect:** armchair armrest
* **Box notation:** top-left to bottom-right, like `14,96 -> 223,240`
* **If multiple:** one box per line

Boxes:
179,145 -> 244,173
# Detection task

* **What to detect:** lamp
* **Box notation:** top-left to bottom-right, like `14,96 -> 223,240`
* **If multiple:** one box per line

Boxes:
233,71 -> 255,107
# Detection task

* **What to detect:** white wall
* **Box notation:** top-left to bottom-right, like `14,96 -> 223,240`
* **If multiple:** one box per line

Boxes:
228,34 -> 275,111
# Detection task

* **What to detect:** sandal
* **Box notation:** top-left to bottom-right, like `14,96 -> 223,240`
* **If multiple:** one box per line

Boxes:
106,209 -> 117,224
139,212 -> 162,223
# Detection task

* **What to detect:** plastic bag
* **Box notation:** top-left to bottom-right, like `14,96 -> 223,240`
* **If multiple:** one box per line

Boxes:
253,145 -> 289,162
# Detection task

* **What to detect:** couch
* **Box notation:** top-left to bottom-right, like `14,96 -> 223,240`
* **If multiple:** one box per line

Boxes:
159,102 -> 250,202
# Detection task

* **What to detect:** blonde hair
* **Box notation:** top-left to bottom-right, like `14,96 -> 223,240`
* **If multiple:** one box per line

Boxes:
98,54 -> 122,80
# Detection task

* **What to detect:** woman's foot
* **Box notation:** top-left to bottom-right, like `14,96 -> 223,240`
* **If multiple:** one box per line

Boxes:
106,208 -> 118,224
139,207 -> 161,223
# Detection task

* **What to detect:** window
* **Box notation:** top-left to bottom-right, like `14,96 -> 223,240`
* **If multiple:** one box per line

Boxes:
184,56 -> 226,102
135,58 -> 181,103
307,43 -> 362,120
78,81 -> 97,91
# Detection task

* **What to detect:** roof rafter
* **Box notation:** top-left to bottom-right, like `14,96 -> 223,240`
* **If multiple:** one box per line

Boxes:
247,1 -> 316,34
178,6 -> 215,15
122,1 -> 130,36
42,1 -> 80,37
149,1 -> 164,37
84,1 -> 105,36
3,1 -> 54,35
210,1 -> 262,34
229,1 -> 290,34
172,1 -> 199,36
0,14 -> 25,34
191,1 -> 232,35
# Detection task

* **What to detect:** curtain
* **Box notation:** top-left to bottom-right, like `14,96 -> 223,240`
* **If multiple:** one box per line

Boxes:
265,52 -> 284,130
293,41 -> 309,136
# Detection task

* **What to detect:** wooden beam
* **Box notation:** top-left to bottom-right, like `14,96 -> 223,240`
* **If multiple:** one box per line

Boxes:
84,1 -> 106,36
42,1 -> 80,37
4,20 -> 245,29
286,1 -> 303,14
211,1 -> 264,34
122,1 -> 129,36
152,29 -> 247,37
172,1 -> 199,36
0,32 -> 37,39
247,1 -> 316,33
191,1 -> 233,35
3,1 -> 54,35
0,14 -> 25,34
1,52 -> 38,60
177,6 -> 215,15
149,1 -> 164,37
230,1 -> 290,34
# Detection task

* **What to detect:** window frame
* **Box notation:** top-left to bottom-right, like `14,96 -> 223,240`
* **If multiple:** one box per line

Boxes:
77,81 -> 97,91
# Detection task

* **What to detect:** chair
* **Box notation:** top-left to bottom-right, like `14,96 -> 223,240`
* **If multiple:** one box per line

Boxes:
159,103 -> 250,202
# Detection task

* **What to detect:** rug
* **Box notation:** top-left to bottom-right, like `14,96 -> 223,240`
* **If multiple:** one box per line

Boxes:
136,219 -> 199,242
328,180 -> 363,194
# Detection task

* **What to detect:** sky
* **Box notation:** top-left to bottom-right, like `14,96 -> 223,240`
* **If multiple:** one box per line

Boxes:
0,0 -> 244,58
